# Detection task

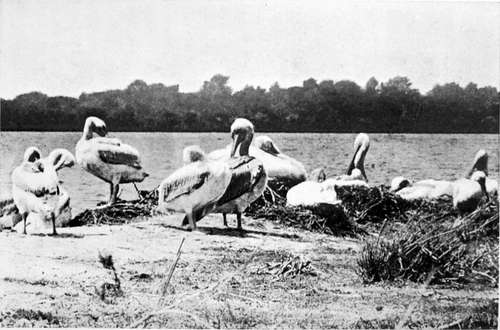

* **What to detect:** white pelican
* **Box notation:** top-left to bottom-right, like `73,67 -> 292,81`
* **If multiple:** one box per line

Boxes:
11,147 -> 75,235
452,171 -> 489,214
209,135 -> 306,187
321,133 -> 370,189
211,119 -> 267,229
466,149 -> 498,194
181,120 -> 268,229
158,147 -> 231,231
390,177 -> 454,200
286,168 -> 340,207
75,116 -> 149,205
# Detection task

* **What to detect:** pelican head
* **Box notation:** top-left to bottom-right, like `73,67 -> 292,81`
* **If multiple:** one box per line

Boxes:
390,176 -> 411,192
308,168 -> 326,183
467,149 -> 488,177
347,133 -> 370,181
83,116 -> 107,139
23,147 -> 42,163
230,118 -> 254,157
470,170 -> 489,201
254,135 -> 280,155
47,149 -> 76,172
182,145 -> 206,164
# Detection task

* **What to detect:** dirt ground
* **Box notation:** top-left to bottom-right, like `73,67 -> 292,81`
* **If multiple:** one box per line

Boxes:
0,213 -> 497,328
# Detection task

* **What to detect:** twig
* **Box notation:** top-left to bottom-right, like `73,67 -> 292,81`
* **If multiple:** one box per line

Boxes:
132,247 -> 261,328
158,237 -> 185,306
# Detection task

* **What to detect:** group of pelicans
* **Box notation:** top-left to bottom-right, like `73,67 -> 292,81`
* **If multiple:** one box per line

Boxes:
5,116 -> 498,235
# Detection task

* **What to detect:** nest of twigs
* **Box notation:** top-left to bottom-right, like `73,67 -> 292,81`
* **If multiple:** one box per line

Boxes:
66,189 -> 158,227
245,187 -> 365,237
336,185 -> 456,224
357,199 -> 499,286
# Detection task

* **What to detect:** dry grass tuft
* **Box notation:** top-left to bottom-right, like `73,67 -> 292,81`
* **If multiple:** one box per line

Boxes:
357,200 -> 499,286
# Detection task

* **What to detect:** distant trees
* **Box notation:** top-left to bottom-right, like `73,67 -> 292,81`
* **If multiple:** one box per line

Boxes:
1,75 -> 498,133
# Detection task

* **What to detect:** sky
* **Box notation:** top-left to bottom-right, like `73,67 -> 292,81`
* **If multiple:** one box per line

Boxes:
0,0 -> 498,99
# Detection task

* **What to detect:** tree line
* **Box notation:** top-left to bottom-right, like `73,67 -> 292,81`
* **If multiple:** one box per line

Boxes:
1,75 -> 498,133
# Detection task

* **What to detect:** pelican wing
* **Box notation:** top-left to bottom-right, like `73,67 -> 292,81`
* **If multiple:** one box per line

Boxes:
94,137 -> 122,146
98,144 -> 142,169
216,156 -> 265,206
159,166 -> 212,204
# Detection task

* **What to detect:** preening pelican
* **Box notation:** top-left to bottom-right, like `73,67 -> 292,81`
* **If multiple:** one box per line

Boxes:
11,147 -> 75,235
466,149 -> 498,194
209,135 -> 306,187
321,133 -> 370,189
452,171 -> 489,214
75,116 -> 149,205
346,133 -> 370,181
158,147 -> 231,231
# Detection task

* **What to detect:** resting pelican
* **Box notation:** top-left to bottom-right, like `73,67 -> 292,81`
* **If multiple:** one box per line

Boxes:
158,147 -> 231,231
390,177 -> 453,200
321,133 -> 370,189
75,116 -> 149,205
12,147 -> 75,235
286,168 -> 340,207
452,171 -> 489,214
466,149 -> 498,194
209,135 -> 306,187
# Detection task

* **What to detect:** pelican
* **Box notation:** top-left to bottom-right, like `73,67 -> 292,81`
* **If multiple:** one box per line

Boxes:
209,134 -> 306,188
321,133 -> 370,189
466,149 -> 498,194
390,177 -> 453,200
210,119 -> 267,230
158,147 -> 231,231
11,147 -> 75,235
75,116 -> 149,206
452,171 -> 489,214
286,168 -> 340,207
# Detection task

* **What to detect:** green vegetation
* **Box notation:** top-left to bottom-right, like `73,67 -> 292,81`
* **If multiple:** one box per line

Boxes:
1,75 -> 498,132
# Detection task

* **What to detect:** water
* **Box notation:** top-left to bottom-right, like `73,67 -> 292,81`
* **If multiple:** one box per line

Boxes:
1,132 -> 498,214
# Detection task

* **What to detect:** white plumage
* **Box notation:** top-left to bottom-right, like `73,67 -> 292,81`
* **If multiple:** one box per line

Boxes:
452,171 -> 489,214
466,149 -> 498,195
210,118 -> 268,229
75,116 -> 149,205
286,133 -> 370,207
11,147 -> 75,235
158,147 -> 231,231
390,177 -> 454,201
209,134 -> 306,187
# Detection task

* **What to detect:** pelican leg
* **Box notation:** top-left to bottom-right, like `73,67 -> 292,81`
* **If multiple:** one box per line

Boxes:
108,183 -> 115,205
22,212 -> 27,235
187,212 -> 197,231
109,183 -> 119,205
50,213 -> 58,236
223,213 -> 228,227
236,212 -> 242,231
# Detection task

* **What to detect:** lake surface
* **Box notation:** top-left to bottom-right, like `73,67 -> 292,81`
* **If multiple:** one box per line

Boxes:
1,132 -> 498,214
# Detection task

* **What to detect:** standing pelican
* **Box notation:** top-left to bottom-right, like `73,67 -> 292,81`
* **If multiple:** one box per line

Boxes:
11,147 -> 75,235
75,116 -> 149,205
158,147 -> 231,231
452,171 -> 489,214
209,135 -> 306,188
211,119 -> 267,230
466,149 -> 498,194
